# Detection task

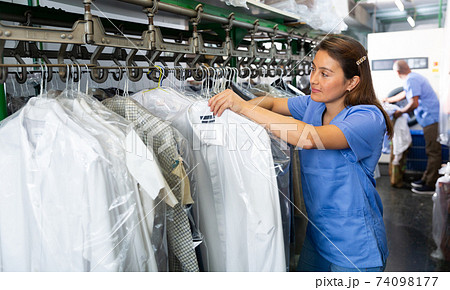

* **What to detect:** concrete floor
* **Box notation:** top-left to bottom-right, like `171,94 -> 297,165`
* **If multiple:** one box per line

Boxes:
377,165 -> 450,271
290,164 -> 450,272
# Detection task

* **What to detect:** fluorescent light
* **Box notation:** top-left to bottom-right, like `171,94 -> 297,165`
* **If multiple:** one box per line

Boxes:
407,16 -> 416,27
395,0 -> 405,12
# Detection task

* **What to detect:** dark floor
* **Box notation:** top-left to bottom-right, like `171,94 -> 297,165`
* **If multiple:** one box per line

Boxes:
377,164 -> 450,272
290,164 -> 450,272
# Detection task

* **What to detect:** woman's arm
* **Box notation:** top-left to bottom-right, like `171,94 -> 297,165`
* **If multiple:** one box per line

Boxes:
208,89 -> 349,150
247,95 -> 292,116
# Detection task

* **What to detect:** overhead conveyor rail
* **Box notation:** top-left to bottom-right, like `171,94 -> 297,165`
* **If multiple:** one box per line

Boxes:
0,0 -> 318,86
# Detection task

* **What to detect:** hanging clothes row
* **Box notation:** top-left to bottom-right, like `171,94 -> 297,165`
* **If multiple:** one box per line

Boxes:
0,66 -> 306,272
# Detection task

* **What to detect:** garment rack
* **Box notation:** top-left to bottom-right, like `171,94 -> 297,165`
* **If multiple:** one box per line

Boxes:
0,0 -> 316,86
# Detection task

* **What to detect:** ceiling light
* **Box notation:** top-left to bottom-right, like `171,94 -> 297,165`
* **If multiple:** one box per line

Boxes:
407,16 -> 415,27
395,0 -> 405,12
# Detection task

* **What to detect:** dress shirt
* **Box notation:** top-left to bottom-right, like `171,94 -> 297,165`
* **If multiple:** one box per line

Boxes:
58,94 -> 178,271
133,89 -> 286,272
0,97 -> 128,271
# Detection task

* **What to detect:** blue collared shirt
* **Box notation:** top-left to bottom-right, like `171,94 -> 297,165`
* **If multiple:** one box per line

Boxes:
404,72 -> 439,128
288,95 -> 388,268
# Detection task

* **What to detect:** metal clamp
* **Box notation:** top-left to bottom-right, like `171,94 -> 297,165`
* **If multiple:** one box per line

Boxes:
0,39 -> 8,83
190,4 -> 203,26
144,0 -> 159,49
111,47 -> 125,81
83,0 -> 94,44
13,54 -> 27,84
126,49 -> 143,82
190,4 -> 203,54
90,46 -> 109,83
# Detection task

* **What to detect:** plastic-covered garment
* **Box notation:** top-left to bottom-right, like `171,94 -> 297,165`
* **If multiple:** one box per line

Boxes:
438,6 -> 450,146
231,81 -> 257,101
383,103 -> 412,164
188,101 -> 285,271
0,96 -> 163,271
132,89 -> 286,271
57,91 -> 177,272
221,0 -> 248,9
4,73 -> 40,115
271,78 -> 305,97
432,165 -> 450,261
270,134 -> 292,271
102,96 -> 200,272
250,84 -> 296,99
265,0 -> 347,33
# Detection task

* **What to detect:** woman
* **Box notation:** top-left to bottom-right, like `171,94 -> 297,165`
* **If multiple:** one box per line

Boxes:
208,35 -> 392,272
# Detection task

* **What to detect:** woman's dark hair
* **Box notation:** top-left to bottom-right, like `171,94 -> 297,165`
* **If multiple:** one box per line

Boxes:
315,35 -> 393,138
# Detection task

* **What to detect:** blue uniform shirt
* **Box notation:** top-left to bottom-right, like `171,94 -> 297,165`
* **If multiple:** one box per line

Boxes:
404,72 -> 439,128
288,95 -> 389,268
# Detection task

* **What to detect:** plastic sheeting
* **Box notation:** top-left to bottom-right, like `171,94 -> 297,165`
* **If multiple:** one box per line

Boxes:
438,6 -> 450,146
221,0 -> 248,8
270,134 -> 292,271
4,74 -> 40,115
102,95 -> 200,272
432,167 -> 450,261
265,0 -> 348,33
383,103 -> 412,164
132,88 -> 286,271
0,90 -> 169,271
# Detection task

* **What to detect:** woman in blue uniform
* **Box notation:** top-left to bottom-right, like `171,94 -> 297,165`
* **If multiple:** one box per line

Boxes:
208,35 -> 393,272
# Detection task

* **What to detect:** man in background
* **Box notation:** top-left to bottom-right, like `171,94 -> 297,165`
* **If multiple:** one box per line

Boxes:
384,60 -> 441,194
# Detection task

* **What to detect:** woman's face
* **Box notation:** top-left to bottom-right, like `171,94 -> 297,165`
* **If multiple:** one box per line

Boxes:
310,50 -> 353,106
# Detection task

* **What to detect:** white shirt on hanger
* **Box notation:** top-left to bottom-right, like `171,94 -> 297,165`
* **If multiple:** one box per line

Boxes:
132,89 -> 286,272
60,95 -> 177,271
0,96 -> 172,271
0,98 -> 118,271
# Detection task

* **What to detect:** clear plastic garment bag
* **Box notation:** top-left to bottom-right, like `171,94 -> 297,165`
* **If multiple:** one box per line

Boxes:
0,66 -> 169,271
131,79 -> 286,271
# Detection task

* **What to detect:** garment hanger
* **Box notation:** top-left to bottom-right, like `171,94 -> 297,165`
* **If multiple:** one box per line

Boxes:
124,64 -> 130,98
245,66 -> 252,90
39,63 -> 45,97
208,67 -> 216,95
84,64 -> 90,96
212,67 -> 219,95
10,72 -> 17,98
220,67 -> 226,93
144,65 -> 166,93
203,65 -> 209,99
75,63 -> 82,95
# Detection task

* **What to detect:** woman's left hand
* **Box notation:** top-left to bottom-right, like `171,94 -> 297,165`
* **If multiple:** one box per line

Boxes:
208,89 -> 247,117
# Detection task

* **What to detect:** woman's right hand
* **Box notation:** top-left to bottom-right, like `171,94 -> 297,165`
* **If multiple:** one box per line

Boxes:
208,89 -> 248,117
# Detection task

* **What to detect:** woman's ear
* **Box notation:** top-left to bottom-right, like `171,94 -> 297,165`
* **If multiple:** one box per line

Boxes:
346,76 -> 360,91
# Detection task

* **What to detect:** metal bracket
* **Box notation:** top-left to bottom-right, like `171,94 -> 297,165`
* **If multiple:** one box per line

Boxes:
13,53 -> 27,84
57,43 -> 68,81
84,0 -> 94,44
190,4 -> 203,54
144,0 -> 158,50
0,39 -> 7,83
126,49 -> 143,82
90,46 -> 109,83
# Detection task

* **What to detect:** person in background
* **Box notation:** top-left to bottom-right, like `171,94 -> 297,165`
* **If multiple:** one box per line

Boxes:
384,60 -> 441,195
208,35 -> 392,272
